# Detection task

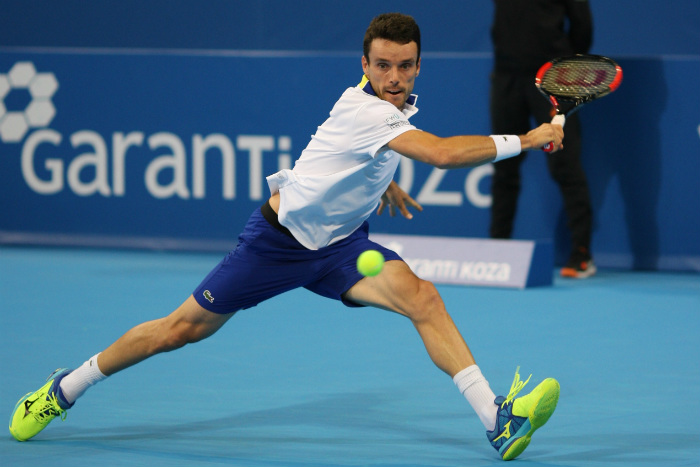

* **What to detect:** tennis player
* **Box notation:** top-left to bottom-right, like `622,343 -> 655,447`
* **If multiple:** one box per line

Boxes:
10,13 -> 563,461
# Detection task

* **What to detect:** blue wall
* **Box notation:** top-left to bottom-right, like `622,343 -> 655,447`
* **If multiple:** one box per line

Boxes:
1,1 -> 699,271
2,1 -> 699,56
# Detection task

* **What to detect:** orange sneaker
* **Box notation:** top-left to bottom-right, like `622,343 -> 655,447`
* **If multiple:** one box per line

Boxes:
560,247 -> 596,278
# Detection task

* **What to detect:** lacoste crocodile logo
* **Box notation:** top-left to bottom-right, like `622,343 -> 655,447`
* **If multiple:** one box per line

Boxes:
203,290 -> 215,303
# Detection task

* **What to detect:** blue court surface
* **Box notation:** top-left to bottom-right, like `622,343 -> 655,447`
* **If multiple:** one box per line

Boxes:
1,246 -> 699,467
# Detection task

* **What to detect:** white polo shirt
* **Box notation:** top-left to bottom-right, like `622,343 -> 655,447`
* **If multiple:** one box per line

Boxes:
266,77 -> 419,250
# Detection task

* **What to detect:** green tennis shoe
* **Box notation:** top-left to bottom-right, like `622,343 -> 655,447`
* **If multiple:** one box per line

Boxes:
9,368 -> 73,441
487,368 -> 560,461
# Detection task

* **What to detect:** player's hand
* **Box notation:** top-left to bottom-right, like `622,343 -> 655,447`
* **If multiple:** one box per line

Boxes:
377,181 -> 423,219
524,123 -> 564,153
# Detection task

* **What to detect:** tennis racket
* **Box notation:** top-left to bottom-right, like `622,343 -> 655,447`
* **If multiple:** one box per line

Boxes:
535,54 -> 623,152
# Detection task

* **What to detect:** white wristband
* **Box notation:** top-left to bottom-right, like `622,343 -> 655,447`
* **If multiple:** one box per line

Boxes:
490,135 -> 521,162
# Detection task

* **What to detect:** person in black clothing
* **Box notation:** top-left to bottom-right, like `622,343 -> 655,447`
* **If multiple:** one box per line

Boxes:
489,0 -> 596,278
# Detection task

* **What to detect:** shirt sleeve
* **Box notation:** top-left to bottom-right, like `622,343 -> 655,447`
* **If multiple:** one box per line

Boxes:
351,99 -> 417,158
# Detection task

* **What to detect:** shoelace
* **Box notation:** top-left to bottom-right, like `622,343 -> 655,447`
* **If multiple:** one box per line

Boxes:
32,393 -> 66,424
500,366 -> 532,408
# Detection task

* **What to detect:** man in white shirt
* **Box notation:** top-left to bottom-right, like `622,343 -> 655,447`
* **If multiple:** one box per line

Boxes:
11,12 -> 563,462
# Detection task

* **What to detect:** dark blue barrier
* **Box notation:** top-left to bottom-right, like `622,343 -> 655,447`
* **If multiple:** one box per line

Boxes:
1,51 -> 698,271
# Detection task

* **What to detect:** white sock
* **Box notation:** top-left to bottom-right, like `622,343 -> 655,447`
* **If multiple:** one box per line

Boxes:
59,353 -> 107,404
453,365 -> 498,431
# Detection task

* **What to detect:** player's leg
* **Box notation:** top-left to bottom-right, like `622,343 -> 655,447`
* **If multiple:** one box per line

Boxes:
344,260 -> 474,377
342,261 -> 502,431
490,156 -> 526,239
9,205 -> 289,441
528,82 -> 595,277
344,259 -> 559,461
543,114 -> 593,250
489,71 -> 531,239
306,235 -> 497,428
9,295 -> 233,442
97,295 -> 234,376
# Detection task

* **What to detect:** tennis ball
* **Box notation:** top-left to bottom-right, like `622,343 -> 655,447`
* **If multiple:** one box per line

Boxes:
357,249 -> 385,277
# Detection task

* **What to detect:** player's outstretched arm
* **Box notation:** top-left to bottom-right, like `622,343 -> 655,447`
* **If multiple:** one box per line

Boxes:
377,180 -> 423,219
387,124 -> 563,169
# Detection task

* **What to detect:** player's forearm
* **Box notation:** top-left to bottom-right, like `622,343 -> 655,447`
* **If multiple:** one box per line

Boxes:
432,135 -> 500,169
393,132 -> 499,169
440,130 -> 555,168
390,130 -> 527,169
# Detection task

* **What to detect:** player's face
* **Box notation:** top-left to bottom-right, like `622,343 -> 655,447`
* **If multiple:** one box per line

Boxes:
362,39 -> 420,109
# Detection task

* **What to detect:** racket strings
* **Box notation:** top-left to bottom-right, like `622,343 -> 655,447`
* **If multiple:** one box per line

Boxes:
540,61 -> 618,98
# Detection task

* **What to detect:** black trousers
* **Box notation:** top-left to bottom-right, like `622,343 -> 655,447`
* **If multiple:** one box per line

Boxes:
489,70 -> 593,252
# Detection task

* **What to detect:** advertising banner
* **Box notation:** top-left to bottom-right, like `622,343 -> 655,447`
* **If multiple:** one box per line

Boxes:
1,52 -> 699,271
371,234 -> 553,288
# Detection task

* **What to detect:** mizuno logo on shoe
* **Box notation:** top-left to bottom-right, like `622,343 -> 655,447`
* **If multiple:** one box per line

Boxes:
23,397 -> 38,417
493,420 -> 512,442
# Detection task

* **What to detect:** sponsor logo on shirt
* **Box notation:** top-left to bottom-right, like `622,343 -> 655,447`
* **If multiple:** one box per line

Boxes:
385,114 -> 409,130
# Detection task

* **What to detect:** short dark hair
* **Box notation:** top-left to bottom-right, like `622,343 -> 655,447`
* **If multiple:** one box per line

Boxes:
363,13 -> 421,61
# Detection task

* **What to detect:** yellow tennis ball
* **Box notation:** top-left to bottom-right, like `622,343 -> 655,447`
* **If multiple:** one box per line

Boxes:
357,250 -> 385,277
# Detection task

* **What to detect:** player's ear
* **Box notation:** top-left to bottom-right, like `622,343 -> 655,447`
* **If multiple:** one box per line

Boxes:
416,57 -> 421,76
362,55 -> 369,74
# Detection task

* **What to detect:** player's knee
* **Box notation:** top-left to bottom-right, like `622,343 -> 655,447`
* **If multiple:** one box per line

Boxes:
155,320 -> 206,353
404,279 -> 444,323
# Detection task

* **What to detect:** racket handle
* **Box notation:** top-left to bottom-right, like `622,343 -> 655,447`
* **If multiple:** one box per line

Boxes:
542,114 -> 567,152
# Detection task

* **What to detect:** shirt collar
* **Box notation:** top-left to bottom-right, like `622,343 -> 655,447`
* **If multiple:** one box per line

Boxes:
357,75 -> 419,111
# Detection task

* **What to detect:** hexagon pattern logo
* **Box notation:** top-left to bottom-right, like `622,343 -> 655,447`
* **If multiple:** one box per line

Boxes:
0,61 -> 59,143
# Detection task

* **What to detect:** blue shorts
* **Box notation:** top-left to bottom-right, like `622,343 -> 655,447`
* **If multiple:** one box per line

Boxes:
192,205 -> 403,314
